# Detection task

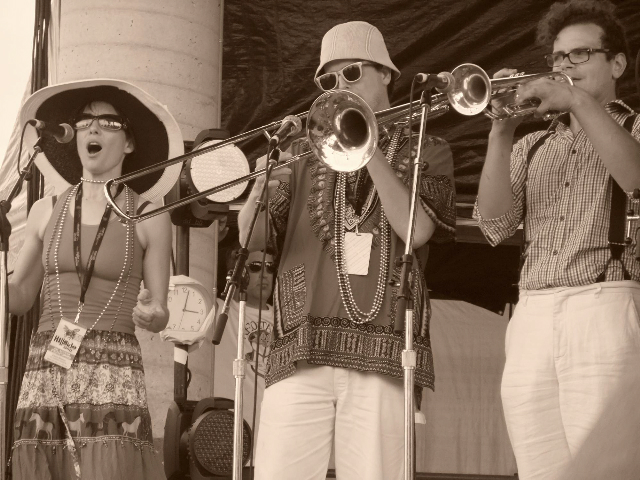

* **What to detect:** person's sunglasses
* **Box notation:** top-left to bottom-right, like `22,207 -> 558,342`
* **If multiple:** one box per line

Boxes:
247,261 -> 276,274
315,61 -> 373,91
73,114 -> 129,132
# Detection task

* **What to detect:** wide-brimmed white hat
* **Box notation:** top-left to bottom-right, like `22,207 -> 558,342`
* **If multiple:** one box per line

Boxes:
20,79 -> 183,202
315,21 -> 401,80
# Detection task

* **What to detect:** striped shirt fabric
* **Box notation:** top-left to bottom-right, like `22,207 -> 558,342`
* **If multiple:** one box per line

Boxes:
475,100 -> 640,290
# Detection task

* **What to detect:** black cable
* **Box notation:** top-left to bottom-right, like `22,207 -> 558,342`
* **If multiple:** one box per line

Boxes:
170,249 -> 176,276
408,77 -> 418,177
15,122 -> 30,178
635,48 -> 640,104
248,142 -> 275,470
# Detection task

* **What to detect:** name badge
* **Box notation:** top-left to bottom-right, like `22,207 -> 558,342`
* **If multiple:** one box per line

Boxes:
44,319 -> 87,369
344,232 -> 373,275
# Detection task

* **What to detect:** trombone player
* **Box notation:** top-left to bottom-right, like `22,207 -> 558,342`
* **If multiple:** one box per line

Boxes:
238,20 -> 456,480
475,0 -> 640,478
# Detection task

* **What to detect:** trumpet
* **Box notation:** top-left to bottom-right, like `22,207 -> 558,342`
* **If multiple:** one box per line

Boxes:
424,63 -> 573,119
485,70 -> 574,120
104,64 -> 571,222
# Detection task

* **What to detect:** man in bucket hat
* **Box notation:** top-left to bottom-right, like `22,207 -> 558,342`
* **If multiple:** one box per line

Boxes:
237,21 -> 456,479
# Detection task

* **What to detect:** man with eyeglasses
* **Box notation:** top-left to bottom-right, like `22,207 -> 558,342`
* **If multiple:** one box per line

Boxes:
474,1 -> 640,478
238,20 -> 456,480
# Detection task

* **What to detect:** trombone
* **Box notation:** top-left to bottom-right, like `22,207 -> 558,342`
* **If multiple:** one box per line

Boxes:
104,64 -> 571,222
104,91 -> 450,222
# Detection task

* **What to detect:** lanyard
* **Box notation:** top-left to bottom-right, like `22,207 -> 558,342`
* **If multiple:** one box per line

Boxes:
72,183 -> 122,322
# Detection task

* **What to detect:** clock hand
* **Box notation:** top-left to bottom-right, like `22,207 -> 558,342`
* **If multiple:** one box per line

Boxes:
181,290 -> 190,312
183,309 -> 203,314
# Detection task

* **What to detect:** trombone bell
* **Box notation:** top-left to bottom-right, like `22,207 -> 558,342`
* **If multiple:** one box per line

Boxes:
307,90 -> 378,172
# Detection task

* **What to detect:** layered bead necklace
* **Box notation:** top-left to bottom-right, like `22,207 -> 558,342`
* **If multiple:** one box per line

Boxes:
333,125 -> 402,324
44,183 -> 134,333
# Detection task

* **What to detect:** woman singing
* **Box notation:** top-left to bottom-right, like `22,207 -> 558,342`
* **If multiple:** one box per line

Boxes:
8,79 -> 183,479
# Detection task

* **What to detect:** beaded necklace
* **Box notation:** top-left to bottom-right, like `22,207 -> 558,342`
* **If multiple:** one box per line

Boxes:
80,176 -> 107,184
44,183 -> 134,333
333,125 -> 402,324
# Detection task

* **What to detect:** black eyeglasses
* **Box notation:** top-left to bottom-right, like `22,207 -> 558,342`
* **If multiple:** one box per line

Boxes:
315,61 -> 374,91
73,114 -> 129,132
544,48 -> 610,67
247,261 -> 276,274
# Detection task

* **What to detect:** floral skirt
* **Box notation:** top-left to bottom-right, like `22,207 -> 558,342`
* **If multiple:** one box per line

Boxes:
11,330 -> 166,480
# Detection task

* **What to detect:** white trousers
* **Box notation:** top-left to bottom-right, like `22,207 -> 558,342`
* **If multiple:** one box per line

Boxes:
501,281 -> 640,480
254,361 -> 405,480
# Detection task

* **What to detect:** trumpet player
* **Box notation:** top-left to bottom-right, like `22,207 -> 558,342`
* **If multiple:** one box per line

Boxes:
238,20 -> 456,480
475,1 -> 640,478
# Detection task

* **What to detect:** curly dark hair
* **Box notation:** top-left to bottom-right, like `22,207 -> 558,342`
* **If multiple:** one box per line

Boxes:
536,0 -> 630,64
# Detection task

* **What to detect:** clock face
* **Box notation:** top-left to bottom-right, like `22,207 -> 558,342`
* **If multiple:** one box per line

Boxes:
166,284 -> 209,332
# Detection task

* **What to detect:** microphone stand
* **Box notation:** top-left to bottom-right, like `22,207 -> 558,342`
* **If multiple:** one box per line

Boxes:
393,91 -> 431,480
0,138 -> 43,480
212,142 -> 281,480
231,277 -> 249,480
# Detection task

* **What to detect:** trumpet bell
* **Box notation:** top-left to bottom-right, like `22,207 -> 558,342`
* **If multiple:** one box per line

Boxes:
307,89 -> 378,172
447,63 -> 492,116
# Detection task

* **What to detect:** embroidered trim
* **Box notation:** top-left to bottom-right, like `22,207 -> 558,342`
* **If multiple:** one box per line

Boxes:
266,316 -> 435,389
277,264 -> 307,332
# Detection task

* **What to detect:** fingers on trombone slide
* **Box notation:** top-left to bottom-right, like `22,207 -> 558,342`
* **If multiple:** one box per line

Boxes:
254,151 -> 292,193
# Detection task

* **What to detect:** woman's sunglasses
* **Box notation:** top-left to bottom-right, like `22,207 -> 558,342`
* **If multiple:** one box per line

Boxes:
314,61 -> 373,91
73,114 -> 129,132
247,261 -> 276,275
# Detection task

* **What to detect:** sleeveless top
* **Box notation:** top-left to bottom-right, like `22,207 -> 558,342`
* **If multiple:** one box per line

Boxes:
38,187 -> 144,335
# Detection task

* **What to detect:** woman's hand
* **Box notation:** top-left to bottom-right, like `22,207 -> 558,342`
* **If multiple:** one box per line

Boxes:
133,288 -> 168,332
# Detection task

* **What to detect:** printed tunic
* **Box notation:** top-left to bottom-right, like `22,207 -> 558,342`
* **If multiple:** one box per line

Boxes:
265,126 -> 456,390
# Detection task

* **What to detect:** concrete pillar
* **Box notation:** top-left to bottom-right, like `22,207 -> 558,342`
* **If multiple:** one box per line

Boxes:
55,0 -> 223,449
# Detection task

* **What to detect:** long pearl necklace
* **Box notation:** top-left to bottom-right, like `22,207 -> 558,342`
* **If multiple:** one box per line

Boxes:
44,184 -> 134,333
333,126 -> 401,324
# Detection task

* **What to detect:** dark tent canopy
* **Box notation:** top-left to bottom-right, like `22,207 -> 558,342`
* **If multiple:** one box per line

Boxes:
220,0 -> 640,312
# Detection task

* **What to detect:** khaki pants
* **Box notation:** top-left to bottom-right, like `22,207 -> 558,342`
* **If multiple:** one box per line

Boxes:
501,281 -> 640,480
255,361 -> 405,480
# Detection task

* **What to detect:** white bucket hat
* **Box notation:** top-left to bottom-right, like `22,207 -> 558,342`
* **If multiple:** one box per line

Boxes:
315,21 -> 401,80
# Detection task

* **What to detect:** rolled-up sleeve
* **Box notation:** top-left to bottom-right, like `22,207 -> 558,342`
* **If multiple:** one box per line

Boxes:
473,137 -> 527,246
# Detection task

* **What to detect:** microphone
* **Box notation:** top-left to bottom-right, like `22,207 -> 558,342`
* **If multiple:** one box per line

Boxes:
28,119 -> 75,144
269,115 -> 302,147
415,72 -> 456,93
